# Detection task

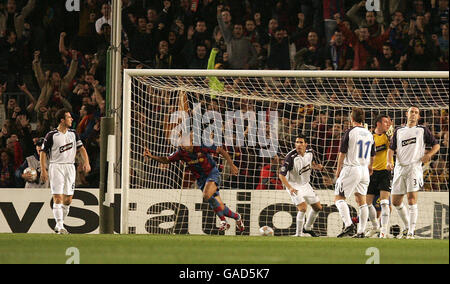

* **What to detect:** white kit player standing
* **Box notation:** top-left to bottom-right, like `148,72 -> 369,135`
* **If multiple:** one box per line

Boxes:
279,134 -> 324,237
335,108 -> 375,238
40,109 -> 91,234
387,106 -> 440,239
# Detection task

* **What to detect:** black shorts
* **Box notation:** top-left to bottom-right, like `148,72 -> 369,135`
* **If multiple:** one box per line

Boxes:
368,170 -> 392,195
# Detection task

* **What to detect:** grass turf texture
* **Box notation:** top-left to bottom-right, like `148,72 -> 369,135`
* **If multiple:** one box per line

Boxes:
0,234 -> 448,264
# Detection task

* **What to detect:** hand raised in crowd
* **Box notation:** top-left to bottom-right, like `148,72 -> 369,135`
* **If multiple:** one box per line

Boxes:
89,13 -> 97,22
163,0 -> 171,12
17,114 -> 29,128
187,25 -> 195,40
18,83 -> 28,92
71,49 -> 78,60
254,12 -> 261,25
0,126 -> 8,138
0,82 -> 6,94
297,13 -> 305,28
33,50 -> 40,64
431,34 -> 439,46
334,13 -> 341,25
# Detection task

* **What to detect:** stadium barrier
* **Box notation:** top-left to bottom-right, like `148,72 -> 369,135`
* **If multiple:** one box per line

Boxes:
0,188 -> 447,238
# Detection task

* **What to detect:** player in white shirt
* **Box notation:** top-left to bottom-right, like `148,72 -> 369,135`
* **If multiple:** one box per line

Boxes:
387,106 -> 440,239
335,108 -> 375,238
279,134 -> 324,237
40,109 -> 91,234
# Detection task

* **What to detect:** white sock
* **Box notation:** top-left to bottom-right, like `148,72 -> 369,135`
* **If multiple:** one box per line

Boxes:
358,204 -> 369,234
296,211 -> 305,235
367,204 -> 379,229
408,204 -> 418,235
53,203 -> 64,229
395,204 -> 410,231
304,209 -> 319,231
335,200 -> 352,228
380,199 -> 390,232
62,205 -> 70,221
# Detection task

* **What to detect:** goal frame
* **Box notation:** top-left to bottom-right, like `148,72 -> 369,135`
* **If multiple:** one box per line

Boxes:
121,69 -> 449,234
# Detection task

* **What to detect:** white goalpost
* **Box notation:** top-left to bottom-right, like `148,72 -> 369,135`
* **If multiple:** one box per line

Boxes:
121,69 -> 449,238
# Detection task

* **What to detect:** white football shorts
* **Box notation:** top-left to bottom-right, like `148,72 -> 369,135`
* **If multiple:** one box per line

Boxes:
49,163 -> 76,195
392,163 -> 423,195
334,165 -> 370,198
286,183 -> 320,206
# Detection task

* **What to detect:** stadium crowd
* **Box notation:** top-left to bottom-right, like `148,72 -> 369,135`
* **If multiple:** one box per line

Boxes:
0,0 -> 448,190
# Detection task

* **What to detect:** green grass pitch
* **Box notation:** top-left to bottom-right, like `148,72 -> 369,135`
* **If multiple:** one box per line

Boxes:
0,234 -> 448,264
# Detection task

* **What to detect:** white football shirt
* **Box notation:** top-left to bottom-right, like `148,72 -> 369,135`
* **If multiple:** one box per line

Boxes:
340,126 -> 375,167
280,149 -> 315,186
390,125 -> 438,166
42,129 -> 83,164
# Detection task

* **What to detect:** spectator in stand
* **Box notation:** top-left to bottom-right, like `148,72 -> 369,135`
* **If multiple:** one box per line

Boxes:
217,6 -> 257,69
437,23 -> 449,54
154,40 -> 176,68
15,137 -> 49,188
14,112 -> 33,158
266,27 -> 291,70
256,155 -> 283,190
82,121 -> 100,188
4,96 -> 19,120
6,133 -> 22,170
0,30 -> 25,92
260,18 -> 279,47
33,49 -> 78,99
76,104 -> 96,142
78,0 -> 100,37
325,29 -> 354,70
181,19 -> 210,66
373,41 -> 399,70
95,3 -> 111,35
399,38 -> 440,70
0,148 -> 15,187
389,10 -> 410,57
409,0 -> 427,20
244,19 -> 260,44
431,0 -> 449,34
188,43 -> 209,69
346,1 -> 385,37
311,111 -> 329,163
290,12 -> 312,52
192,19 -> 210,45
294,30 -> 326,70
322,0 -> 346,46
122,11 -> 155,67
335,13 -> 393,70
213,5 -> 232,40
325,123 -> 342,168
252,41 -> 268,70
0,0 -> 35,39
407,13 -> 433,44
146,7 -> 159,26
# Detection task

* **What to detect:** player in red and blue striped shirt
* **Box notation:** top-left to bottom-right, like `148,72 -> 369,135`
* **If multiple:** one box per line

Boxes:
145,138 -> 245,233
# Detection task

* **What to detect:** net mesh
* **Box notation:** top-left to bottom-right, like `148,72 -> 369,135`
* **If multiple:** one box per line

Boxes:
124,73 -> 449,238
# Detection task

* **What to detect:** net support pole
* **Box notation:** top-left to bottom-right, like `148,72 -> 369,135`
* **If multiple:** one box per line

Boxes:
99,117 -> 115,233
121,71 -> 131,234
99,0 -> 121,233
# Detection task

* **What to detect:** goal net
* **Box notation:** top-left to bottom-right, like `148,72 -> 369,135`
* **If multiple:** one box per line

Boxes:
121,70 -> 449,239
